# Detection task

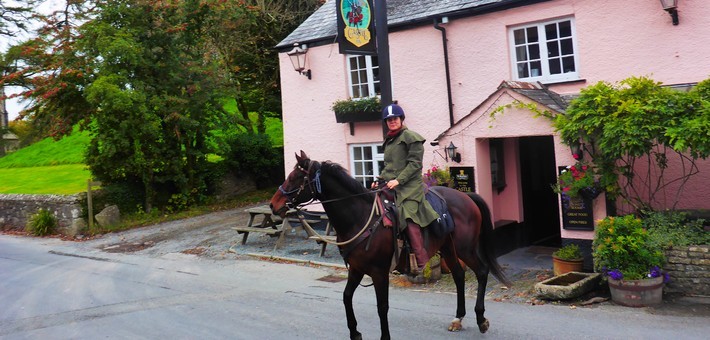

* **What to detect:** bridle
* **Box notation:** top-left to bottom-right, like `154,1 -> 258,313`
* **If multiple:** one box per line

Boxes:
277,160 -> 321,208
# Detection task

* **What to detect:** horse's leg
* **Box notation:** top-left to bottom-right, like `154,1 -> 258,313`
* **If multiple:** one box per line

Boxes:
472,263 -> 491,333
344,269 -> 365,340
441,245 -> 466,332
371,270 -> 391,340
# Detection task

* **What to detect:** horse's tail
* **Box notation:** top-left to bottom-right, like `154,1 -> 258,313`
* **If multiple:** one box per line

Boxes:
467,193 -> 512,287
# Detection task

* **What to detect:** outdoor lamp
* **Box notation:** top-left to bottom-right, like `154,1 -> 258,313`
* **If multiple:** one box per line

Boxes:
659,0 -> 679,25
287,43 -> 311,79
570,140 -> 584,160
445,141 -> 461,163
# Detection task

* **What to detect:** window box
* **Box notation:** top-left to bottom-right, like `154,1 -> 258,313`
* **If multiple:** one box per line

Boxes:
332,97 -> 381,123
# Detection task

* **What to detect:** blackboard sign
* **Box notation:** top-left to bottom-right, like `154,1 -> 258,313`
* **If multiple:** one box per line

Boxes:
558,166 -> 594,230
561,194 -> 594,230
450,166 -> 475,193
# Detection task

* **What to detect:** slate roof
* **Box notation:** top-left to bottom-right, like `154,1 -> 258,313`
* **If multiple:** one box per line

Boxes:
498,81 -> 568,114
277,0 -> 543,50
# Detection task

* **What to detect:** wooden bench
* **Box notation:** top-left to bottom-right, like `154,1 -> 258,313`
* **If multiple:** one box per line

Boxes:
232,205 -> 320,250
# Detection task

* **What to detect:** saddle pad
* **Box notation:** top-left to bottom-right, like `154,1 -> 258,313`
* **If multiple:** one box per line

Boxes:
425,190 -> 454,237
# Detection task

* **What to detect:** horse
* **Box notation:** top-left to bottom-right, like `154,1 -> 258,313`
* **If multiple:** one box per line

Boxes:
270,151 -> 510,340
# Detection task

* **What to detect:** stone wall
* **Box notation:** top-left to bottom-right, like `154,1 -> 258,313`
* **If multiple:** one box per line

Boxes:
665,245 -> 710,296
0,194 -> 84,234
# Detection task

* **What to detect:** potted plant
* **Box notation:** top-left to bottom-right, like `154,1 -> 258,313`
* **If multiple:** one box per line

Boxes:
552,244 -> 584,276
552,161 -> 602,200
331,97 -> 381,123
593,215 -> 668,307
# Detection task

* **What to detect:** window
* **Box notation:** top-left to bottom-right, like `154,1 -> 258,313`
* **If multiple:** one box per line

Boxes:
347,55 -> 380,98
350,144 -> 384,187
510,18 -> 579,83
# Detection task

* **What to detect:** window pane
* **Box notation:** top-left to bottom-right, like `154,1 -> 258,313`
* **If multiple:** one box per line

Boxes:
548,58 -> 561,74
354,147 -> 362,159
354,162 -> 364,176
559,21 -> 572,37
545,23 -> 558,39
517,62 -> 529,78
352,85 -> 361,98
515,46 -> 528,61
514,29 -> 525,44
562,56 -> 576,73
364,162 -> 373,176
560,38 -> 574,55
361,85 -> 370,97
359,70 -> 368,83
364,146 -> 372,159
529,44 -> 540,60
350,57 -> 358,70
526,27 -> 538,42
547,41 -> 559,57
530,61 -> 541,77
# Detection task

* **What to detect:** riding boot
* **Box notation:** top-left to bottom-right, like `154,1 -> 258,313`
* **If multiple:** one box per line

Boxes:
406,221 -> 429,275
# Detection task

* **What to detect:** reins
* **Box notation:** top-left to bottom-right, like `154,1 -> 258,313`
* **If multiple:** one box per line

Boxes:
294,191 -> 384,247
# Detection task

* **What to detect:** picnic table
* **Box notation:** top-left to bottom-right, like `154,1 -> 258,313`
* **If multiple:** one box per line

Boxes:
231,205 -> 330,251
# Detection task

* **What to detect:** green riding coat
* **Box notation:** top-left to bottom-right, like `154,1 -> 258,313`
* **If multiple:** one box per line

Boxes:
380,127 -> 439,231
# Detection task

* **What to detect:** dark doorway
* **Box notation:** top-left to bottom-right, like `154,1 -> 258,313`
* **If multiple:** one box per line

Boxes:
519,136 -> 561,246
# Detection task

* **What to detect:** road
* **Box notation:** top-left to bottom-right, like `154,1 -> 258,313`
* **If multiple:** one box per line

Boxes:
1,235 -> 709,340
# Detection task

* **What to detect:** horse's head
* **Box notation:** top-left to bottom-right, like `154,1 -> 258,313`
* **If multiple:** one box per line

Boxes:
270,150 -> 320,218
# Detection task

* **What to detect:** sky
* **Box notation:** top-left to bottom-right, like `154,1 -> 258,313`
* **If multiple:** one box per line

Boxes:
2,0 -> 63,121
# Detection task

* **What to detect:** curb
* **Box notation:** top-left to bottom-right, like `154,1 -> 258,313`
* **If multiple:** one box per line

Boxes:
246,252 -> 347,269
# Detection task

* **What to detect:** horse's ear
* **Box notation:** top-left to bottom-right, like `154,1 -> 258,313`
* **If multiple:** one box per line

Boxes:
296,150 -> 309,166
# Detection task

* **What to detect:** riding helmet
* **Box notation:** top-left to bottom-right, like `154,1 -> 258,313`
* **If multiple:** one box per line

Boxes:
382,102 -> 405,120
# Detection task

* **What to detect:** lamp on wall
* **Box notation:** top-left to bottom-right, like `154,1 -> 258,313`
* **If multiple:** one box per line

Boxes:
570,140 -> 584,161
445,141 -> 461,163
659,0 -> 679,25
287,43 -> 311,79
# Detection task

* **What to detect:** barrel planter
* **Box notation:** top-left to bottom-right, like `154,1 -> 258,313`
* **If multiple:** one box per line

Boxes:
607,276 -> 664,307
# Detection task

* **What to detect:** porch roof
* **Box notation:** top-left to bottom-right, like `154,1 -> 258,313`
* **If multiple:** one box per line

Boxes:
276,0 -> 550,50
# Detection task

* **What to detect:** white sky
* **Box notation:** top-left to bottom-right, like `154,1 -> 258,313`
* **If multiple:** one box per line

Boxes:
2,0 -> 63,121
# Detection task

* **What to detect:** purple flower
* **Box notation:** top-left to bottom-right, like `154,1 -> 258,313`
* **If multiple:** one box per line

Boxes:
607,269 -> 623,280
648,266 -> 662,278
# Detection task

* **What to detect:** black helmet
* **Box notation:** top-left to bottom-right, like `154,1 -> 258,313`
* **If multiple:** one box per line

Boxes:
382,103 -> 405,120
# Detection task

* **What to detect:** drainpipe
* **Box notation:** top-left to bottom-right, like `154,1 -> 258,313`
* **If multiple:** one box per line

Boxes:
434,17 -> 454,127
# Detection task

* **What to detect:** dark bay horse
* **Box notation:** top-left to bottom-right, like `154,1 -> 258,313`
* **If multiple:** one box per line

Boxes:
270,151 -> 510,340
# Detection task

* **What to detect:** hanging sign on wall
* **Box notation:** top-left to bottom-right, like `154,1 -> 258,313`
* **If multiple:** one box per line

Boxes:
336,0 -> 377,55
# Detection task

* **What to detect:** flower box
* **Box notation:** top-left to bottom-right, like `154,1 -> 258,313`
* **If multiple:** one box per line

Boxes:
332,97 -> 381,123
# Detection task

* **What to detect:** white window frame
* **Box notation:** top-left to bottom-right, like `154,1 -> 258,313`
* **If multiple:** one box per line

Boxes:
509,18 -> 580,83
346,55 -> 380,99
349,143 -> 384,187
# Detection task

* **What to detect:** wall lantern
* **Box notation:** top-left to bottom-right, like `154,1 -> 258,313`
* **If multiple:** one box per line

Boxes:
287,43 -> 311,79
659,0 -> 679,25
445,141 -> 461,163
570,140 -> 584,161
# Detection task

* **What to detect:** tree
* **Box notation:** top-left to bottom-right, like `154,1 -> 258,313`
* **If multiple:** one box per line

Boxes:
0,0 -> 40,37
554,76 -> 710,212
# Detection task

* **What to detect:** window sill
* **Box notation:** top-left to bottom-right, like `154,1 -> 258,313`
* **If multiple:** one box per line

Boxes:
540,78 -> 587,86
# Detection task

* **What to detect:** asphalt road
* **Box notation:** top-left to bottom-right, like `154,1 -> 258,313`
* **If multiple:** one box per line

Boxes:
2,213 -> 710,339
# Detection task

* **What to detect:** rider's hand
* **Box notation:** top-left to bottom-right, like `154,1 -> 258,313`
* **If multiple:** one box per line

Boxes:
386,179 -> 399,189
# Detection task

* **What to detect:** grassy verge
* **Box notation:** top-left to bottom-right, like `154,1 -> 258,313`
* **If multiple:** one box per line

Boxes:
0,164 -> 91,194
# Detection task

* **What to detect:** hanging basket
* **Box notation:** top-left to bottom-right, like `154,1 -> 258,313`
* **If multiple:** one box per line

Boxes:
578,185 -> 602,200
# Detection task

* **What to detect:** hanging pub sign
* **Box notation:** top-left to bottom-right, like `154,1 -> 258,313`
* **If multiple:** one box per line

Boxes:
336,0 -> 377,55
450,166 -> 475,193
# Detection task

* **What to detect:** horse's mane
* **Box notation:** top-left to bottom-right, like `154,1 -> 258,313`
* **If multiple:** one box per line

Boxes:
320,161 -> 373,199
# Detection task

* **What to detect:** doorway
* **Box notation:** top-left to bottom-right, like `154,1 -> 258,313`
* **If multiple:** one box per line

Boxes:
519,136 -> 561,246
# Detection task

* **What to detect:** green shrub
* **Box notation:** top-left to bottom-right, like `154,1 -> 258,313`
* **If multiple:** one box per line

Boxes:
643,210 -> 709,248
553,244 -> 583,260
593,215 -> 665,280
219,134 -> 283,188
26,209 -> 57,236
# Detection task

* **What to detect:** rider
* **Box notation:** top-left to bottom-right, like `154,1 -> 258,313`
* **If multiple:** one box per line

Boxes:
373,101 -> 439,275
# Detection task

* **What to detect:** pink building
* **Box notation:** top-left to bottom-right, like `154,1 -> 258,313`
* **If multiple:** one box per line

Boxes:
276,0 -> 710,266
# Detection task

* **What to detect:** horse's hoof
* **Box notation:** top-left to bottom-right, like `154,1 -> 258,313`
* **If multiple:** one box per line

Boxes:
478,318 -> 490,333
448,318 -> 463,332
350,331 -> 362,340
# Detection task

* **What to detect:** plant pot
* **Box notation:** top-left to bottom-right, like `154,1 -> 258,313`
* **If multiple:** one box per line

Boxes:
608,276 -> 664,307
552,255 -> 584,276
407,255 -> 442,284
